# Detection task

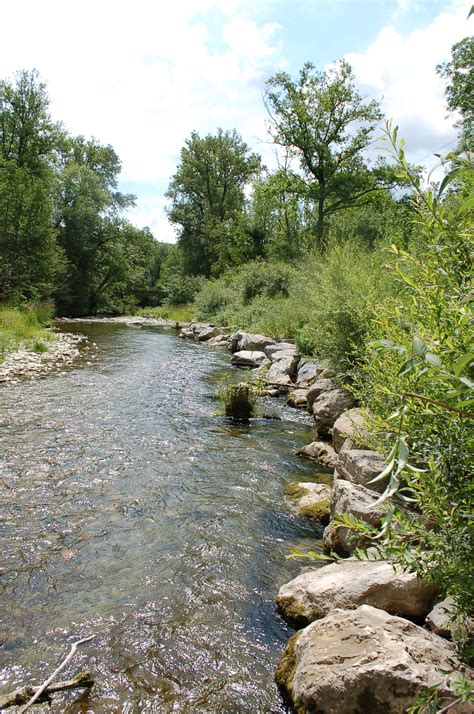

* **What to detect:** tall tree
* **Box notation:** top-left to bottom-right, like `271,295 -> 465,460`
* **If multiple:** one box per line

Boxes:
437,36 -> 473,151
54,135 -> 135,315
264,60 -> 398,250
0,70 -> 63,301
166,128 -> 261,276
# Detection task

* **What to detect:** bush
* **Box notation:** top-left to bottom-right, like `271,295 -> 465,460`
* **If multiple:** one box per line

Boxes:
347,127 -> 473,626
293,242 -> 394,373
0,301 -> 55,360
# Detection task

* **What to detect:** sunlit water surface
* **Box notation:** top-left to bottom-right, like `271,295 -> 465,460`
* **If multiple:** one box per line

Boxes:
0,323 -> 322,712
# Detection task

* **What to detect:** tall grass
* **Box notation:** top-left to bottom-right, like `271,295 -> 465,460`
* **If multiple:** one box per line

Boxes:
0,302 -> 55,361
134,304 -> 195,322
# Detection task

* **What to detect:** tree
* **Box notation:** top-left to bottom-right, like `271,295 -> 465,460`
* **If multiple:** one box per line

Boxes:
54,135 -> 135,315
437,36 -> 474,151
0,70 -> 63,302
166,128 -> 261,276
264,60 -> 399,250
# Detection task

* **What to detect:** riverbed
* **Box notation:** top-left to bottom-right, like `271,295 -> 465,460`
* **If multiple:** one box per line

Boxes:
0,322 -> 321,712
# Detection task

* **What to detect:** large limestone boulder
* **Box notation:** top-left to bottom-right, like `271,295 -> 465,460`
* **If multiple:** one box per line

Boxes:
284,482 -> 331,524
179,328 -> 195,339
323,479 -> 384,555
312,389 -> 356,437
335,449 -> 387,493
296,441 -> 338,471
237,332 -> 276,352
287,389 -> 308,409
276,559 -> 439,627
206,334 -> 229,347
333,408 -> 368,453
276,604 -> 469,714
269,349 -> 300,372
197,325 -> 221,342
267,356 -> 297,388
230,350 -> 268,368
306,378 -> 338,409
265,342 -> 296,359
296,360 -> 323,389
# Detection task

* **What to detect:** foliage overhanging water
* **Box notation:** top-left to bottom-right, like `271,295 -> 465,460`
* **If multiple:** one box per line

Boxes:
0,323 -> 321,712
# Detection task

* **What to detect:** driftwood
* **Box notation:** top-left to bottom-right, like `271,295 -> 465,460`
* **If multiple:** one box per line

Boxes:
0,671 -> 94,709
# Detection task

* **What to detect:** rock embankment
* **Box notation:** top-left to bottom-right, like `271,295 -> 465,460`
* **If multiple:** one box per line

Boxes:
0,332 -> 89,384
181,323 -> 471,712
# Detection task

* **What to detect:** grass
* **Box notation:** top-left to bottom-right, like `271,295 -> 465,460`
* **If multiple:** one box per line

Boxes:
0,303 -> 55,362
133,304 -> 195,322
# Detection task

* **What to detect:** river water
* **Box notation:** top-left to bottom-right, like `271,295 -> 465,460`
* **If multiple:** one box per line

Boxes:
0,323 -> 322,712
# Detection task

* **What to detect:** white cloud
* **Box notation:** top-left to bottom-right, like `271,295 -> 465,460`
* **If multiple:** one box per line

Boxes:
0,0 -> 282,241
346,0 -> 472,170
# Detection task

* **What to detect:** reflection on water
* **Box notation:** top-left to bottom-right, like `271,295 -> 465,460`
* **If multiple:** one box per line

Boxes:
0,323 -> 321,712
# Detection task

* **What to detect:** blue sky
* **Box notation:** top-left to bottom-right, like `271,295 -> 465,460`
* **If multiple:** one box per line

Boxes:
1,0 -> 471,240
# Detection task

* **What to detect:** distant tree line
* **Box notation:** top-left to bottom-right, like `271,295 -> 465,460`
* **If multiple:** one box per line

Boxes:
1,38 -> 471,314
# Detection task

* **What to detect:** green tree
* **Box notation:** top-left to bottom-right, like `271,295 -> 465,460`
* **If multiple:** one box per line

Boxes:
54,135 -> 136,315
0,70 -> 63,302
166,128 -> 261,276
264,60 -> 400,250
437,36 -> 473,150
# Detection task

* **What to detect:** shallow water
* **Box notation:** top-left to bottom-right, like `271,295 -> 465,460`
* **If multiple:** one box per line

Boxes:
0,323 -> 322,712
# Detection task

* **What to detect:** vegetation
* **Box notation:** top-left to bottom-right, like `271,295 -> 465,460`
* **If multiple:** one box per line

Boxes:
1,37 -> 472,652
0,302 -> 54,360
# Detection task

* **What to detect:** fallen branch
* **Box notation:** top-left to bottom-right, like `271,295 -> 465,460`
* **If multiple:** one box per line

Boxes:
0,671 -> 94,709
17,635 -> 95,712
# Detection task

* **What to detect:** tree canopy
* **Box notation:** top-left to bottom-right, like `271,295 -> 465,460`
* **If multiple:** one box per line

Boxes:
264,60 -> 401,249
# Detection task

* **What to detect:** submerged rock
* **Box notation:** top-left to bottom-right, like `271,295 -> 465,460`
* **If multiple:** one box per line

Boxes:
284,482 -> 331,524
296,441 -> 338,471
287,389 -> 308,409
276,559 -> 439,627
276,604 -> 468,714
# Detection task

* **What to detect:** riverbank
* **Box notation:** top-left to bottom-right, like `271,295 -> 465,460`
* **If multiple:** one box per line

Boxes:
0,331 -> 90,384
179,321 -> 473,713
0,316 -> 189,385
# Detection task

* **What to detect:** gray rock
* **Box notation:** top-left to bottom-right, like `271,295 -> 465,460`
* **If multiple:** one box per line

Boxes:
206,334 -> 229,347
285,482 -> 332,524
190,322 -> 210,335
312,388 -> 356,437
335,448 -> 387,493
296,360 -> 323,389
179,329 -> 195,338
197,325 -> 221,342
297,441 -> 338,471
237,332 -> 276,352
277,559 -> 439,627
269,349 -> 300,371
267,356 -> 297,388
323,478 -> 384,555
426,597 -> 456,638
306,378 -> 338,409
276,604 -> 468,714
287,389 -> 308,409
230,350 -> 268,368
228,330 -> 245,352
265,342 -> 296,359
333,408 -> 369,453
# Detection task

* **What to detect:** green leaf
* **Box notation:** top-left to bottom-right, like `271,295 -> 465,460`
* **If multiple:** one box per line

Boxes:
425,352 -> 442,367
453,352 -> 474,377
412,336 -> 426,356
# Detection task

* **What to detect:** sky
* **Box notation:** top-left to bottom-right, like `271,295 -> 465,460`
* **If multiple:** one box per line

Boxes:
1,0 -> 472,242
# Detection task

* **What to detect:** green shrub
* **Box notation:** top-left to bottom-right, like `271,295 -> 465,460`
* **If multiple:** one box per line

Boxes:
293,242 -> 394,373
0,301 -> 55,360
346,126 -> 473,626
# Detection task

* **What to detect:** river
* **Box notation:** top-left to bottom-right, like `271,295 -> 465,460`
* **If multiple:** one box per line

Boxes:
0,323 -> 322,712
